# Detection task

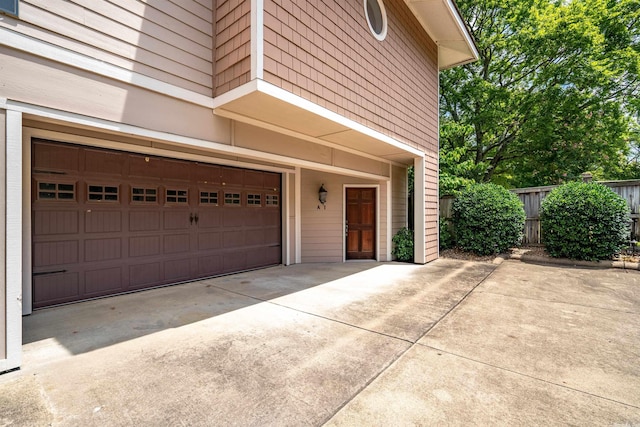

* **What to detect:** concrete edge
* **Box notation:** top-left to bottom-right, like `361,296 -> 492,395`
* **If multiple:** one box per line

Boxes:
508,252 -> 640,270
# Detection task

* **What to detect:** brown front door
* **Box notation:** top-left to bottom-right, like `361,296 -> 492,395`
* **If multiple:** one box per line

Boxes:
346,188 -> 376,260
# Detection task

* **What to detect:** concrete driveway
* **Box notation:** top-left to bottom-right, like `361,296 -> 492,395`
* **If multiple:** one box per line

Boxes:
1,259 -> 639,425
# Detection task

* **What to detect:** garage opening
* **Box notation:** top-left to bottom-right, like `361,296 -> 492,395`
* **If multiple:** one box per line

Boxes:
31,139 -> 282,308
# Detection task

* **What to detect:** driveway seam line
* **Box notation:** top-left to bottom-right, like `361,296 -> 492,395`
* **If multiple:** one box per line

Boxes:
475,291 -> 639,315
319,262 -> 501,425
417,344 -> 640,410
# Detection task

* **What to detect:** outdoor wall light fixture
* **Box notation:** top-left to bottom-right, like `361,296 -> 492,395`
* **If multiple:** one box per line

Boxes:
318,184 -> 328,210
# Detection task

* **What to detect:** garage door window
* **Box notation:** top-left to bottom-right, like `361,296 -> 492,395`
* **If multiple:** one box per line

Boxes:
266,194 -> 279,206
247,193 -> 261,206
166,189 -> 188,204
224,192 -> 241,205
132,187 -> 157,203
88,184 -> 119,202
200,190 -> 219,205
37,181 -> 75,200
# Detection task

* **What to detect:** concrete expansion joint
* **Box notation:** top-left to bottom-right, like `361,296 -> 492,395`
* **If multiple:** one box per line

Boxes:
417,344 -> 640,411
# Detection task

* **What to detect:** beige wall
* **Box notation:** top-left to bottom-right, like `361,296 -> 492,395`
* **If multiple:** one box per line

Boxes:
262,0 -> 439,154
1,0 -> 214,95
0,47 -> 229,144
301,169 -> 389,263
392,165 -> 408,236
425,152 -> 438,262
0,109 -> 5,360
214,0 -> 251,95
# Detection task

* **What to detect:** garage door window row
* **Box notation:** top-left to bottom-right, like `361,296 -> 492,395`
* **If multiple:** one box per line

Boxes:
37,180 -> 280,208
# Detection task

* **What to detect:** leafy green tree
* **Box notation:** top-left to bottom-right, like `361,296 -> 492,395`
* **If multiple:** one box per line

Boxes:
440,0 -> 640,189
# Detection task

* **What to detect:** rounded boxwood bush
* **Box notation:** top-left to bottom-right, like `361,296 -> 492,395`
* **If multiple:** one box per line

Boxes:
540,182 -> 630,261
452,183 -> 525,255
392,227 -> 414,262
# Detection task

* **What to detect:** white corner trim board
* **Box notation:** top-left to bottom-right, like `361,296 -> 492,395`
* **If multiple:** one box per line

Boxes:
2,110 -> 23,372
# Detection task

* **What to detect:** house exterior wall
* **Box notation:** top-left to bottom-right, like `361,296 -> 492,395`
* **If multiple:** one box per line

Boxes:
0,0 -> 214,95
261,0 -> 439,153
392,165 -> 407,236
260,0 -> 439,262
300,169 -> 388,263
214,0 -> 252,95
0,47 -> 228,143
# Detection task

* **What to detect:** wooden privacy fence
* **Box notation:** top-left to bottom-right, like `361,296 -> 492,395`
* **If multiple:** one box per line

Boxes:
440,180 -> 640,245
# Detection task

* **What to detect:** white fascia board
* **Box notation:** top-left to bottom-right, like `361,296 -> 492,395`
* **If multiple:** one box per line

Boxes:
0,27 -> 215,109
256,80 -> 425,158
213,80 -> 424,161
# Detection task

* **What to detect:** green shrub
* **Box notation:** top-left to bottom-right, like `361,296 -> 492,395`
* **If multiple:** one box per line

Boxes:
540,182 -> 630,261
439,218 -> 454,250
392,227 -> 414,262
452,183 -> 525,255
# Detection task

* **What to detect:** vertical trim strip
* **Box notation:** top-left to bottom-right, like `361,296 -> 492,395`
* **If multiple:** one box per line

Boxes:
283,172 -> 290,265
294,167 -> 301,264
22,130 -> 31,315
2,110 -> 22,372
386,172 -> 392,261
251,0 -> 264,80
414,156 -> 426,264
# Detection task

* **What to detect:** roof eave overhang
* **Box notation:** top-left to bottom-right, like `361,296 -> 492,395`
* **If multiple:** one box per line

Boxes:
405,0 -> 479,70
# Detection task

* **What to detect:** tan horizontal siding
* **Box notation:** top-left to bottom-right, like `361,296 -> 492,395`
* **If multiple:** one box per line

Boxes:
214,0 -> 251,95
0,47 -> 226,142
11,0 -> 213,95
392,165 -> 407,236
262,0 -> 438,153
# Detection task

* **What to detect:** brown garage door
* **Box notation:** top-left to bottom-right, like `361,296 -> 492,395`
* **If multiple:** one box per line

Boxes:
31,139 -> 282,308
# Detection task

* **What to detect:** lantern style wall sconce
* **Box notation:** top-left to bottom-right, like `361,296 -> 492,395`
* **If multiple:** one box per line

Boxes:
318,184 -> 328,209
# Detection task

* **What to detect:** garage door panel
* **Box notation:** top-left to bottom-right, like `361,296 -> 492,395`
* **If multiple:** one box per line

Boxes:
265,228 -> 281,245
129,155 -> 163,179
34,240 -> 79,267
198,232 -> 221,250
222,167 -> 243,186
85,267 -> 123,295
85,238 -> 121,262
164,210 -> 190,230
33,141 -> 282,308
198,210 -> 221,228
129,262 -> 162,289
164,234 -> 191,254
164,258 -> 191,281
34,211 -> 79,235
85,211 -> 122,233
223,230 -> 245,248
130,211 -> 161,232
194,164 -> 221,184
198,255 -> 222,277
33,141 -> 80,173
245,230 -> 265,246
129,236 -> 162,257
33,273 -> 80,308
222,208 -> 244,227
223,252 -> 247,272
85,149 -> 125,176
244,170 -> 264,187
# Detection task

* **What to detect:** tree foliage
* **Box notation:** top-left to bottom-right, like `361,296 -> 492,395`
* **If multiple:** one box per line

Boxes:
440,0 -> 640,192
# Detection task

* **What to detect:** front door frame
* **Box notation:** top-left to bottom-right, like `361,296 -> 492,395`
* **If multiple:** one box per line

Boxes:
343,184 -> 379,262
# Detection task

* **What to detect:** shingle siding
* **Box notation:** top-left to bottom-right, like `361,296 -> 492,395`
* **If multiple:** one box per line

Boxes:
262,0 -> 438,153
214,0 -> 252,95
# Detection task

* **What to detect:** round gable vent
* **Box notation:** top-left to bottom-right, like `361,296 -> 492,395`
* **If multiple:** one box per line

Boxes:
365,0 -> 387,41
